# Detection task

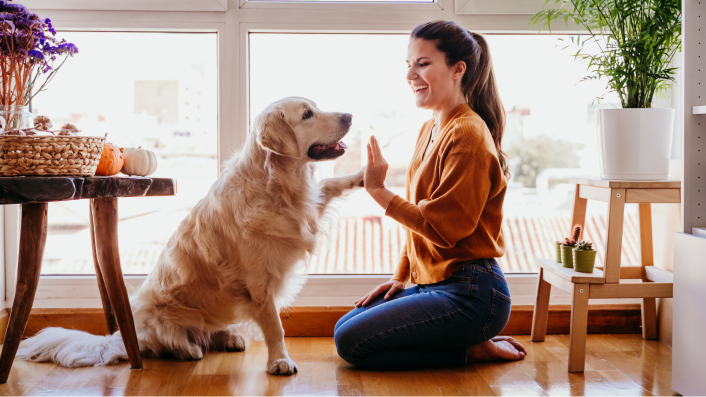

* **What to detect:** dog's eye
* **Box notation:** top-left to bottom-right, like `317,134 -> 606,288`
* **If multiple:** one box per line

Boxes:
302,109 -> 313,120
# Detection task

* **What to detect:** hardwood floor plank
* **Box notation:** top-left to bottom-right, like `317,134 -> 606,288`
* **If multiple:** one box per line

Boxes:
358,371 -> 392,396
597,351 -> 673,396
381,371 -> 443,396
0,360 -> 56,396
182,375 -> 240,397
490,385 -> 547,396
472,360 -> 538,387
126,358 -> 197,396
0,335 -> 675,396
430,366 -> 494,396
598,370 -> 653,396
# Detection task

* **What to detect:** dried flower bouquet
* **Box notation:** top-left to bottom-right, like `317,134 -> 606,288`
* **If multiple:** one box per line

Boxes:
0,0 -> 78,132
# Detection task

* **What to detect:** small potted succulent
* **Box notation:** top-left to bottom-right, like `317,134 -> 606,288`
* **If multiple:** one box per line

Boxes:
561,225 -> 582,268
554,240 -> 562,263
572,240 -> 597,273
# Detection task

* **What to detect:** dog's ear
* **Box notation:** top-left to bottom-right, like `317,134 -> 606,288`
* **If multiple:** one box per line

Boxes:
257,107 -> 299,158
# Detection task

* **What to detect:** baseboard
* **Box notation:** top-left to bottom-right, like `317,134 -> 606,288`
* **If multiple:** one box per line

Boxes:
0,309 -> 8,341
14,304 -> 642,338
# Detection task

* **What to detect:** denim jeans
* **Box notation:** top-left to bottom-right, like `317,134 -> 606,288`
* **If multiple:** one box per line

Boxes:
334,259 -> 511,370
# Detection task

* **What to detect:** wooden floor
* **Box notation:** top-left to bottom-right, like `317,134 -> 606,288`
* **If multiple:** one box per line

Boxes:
0,334 -> 675,396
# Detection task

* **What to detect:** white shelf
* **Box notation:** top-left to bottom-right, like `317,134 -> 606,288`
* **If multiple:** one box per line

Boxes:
692,228 -> 706,238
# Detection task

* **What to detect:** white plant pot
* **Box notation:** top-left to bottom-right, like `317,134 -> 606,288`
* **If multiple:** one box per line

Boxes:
597,108 -> 674,180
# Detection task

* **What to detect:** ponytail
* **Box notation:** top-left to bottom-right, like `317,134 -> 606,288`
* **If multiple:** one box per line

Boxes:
412,22 -> 510,179
466,32 -> 509,179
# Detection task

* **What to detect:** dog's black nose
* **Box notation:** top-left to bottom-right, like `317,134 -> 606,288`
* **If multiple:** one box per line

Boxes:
340,113 -> 353,127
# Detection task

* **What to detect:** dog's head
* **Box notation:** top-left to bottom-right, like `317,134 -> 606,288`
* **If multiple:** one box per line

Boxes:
254,97 -> 352,161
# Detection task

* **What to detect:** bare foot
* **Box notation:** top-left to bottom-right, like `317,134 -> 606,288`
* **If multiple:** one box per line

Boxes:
466,338 -> 526,363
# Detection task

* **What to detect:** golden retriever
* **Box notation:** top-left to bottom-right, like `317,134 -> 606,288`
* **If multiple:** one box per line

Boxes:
17,97 -> 364,376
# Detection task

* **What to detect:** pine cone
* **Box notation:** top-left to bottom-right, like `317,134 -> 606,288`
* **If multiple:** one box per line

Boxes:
33,115 -> 52,130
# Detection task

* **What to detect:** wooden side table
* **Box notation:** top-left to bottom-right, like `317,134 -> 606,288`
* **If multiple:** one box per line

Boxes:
0,176 -> 176,383
530,178 -> 677,372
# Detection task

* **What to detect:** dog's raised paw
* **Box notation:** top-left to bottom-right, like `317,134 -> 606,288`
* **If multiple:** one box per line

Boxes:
267,358 -> 298,376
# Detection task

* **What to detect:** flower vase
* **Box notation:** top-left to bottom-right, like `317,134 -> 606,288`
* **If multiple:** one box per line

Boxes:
0,106 -> 33,133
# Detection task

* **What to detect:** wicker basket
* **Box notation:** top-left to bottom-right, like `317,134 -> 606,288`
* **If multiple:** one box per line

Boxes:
0,135 -> 105,176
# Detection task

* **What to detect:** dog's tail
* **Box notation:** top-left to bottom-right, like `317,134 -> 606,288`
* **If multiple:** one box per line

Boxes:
16,328 -> 128,367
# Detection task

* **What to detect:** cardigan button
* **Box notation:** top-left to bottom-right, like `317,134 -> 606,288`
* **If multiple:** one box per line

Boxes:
412,271 -> 417,279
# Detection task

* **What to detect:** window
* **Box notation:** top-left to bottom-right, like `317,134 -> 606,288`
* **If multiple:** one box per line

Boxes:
4,2 -> 671,308
250,33 -> 635,275
33,32 -> 218,275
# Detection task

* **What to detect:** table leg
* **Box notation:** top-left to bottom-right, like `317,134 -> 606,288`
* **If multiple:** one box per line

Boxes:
638,203 -> 658,340
90,204 -> 118,334
568,283 -> 589,373
531,268 -> 551,342
0,203 -> 48,383
604,188 -> 626,284
91,198 -> 142,370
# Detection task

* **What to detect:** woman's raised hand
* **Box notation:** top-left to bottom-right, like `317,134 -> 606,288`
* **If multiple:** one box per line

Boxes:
365,136 -> 388,192
354,279 -> 405,308
365,136 -> 396,209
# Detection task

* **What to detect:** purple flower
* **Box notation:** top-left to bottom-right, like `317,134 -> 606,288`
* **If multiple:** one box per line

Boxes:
0,20 -> 14,30
2,3 -> 28,14
1,1 -> 78,105
28,49 -> 43,59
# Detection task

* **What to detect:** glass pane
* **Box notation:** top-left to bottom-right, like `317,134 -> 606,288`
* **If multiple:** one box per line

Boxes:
250,33 -> 635,275
36,32 -> 218,275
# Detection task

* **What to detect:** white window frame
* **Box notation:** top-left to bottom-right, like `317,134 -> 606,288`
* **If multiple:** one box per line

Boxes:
3,1 -> 648,311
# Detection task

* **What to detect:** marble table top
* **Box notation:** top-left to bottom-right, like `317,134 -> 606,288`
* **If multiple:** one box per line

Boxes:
0,176 -> 177,205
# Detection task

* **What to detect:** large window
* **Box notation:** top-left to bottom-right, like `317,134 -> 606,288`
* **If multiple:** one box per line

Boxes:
250,33 -> 635,275
34,32 -> 218,275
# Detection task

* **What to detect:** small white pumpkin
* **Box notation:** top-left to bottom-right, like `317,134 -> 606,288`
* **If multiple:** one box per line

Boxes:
121,146 -> 158,176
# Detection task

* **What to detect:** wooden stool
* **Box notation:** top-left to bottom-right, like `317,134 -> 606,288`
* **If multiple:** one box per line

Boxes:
530,177 -> 677,372
0,176 -> 176,383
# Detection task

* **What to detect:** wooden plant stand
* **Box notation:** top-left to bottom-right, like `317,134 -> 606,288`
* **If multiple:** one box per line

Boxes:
530,178 -> 678,373
0,176 -> 176,383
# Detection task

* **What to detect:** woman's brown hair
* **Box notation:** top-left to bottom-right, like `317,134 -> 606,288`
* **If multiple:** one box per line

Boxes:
411,21 -> 509,179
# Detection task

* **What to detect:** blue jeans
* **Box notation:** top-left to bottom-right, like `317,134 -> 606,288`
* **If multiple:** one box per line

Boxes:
334,259 -> 511,370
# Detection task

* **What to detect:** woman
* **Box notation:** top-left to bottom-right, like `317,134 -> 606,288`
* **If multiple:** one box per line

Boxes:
333,20 -> 527,370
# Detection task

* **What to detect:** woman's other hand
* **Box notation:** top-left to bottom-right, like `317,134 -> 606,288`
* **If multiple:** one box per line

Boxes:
365,136 -> 395,209
354,279 -> 405,308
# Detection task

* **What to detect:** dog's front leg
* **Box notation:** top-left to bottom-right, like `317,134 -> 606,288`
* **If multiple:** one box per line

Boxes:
251,299 -> 297,375
318,166 -> 365,214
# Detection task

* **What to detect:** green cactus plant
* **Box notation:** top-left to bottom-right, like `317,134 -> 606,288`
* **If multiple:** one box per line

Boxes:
561,225 -> 582,247
575,240 -> 594,251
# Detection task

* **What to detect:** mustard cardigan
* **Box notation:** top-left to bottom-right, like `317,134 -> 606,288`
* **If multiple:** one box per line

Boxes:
386,104 -> 507,285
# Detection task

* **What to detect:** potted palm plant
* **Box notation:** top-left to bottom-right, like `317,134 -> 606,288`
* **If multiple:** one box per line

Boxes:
531,0 -> 682,180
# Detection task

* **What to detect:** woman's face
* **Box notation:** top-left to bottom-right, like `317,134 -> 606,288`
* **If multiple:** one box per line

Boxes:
406,37 -> 465,111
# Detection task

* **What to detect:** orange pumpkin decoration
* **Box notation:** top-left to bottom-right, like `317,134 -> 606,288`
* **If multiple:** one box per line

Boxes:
95,142 -> 124,176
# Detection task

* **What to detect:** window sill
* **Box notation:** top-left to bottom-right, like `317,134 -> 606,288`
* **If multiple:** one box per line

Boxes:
19,273 -> 641,310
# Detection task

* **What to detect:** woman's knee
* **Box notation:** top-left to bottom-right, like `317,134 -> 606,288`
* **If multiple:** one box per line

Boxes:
333,322 -> 364,365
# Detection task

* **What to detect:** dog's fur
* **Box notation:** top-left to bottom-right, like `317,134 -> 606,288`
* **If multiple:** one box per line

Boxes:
17,97 -> 364,375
